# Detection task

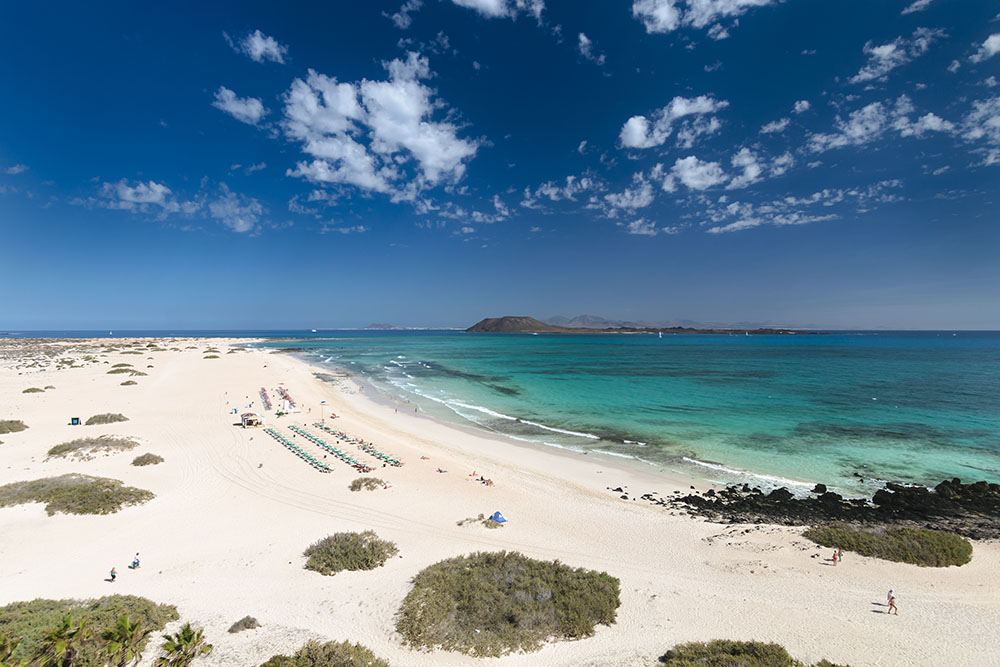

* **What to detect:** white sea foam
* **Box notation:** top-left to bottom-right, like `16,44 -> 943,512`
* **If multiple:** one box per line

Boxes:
681,456 -> 812,488
518,418 -> 600,440
594,449 -> 656,466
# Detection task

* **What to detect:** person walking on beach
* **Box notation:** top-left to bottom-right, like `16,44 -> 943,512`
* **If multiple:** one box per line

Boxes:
887,589 -> 898,615
832,550 -> 839,565
109,567 -> 117,583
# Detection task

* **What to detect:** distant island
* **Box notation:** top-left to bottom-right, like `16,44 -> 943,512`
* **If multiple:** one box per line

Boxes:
364,323 -> 402,330
466,316 -> 819,335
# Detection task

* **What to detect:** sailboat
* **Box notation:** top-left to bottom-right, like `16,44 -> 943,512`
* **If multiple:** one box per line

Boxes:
658,331 -> 662,339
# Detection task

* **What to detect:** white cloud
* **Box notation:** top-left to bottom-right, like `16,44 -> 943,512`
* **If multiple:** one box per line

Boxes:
603,171 -> 655,214
98,179 -> 178,212
675,116 -> 722,148
632,0 -> 776,35
948,59 -> 961,73
578,33 -> 606,65
970,34 -> 1000,64
961,96 -> 1000,165
760,117 -> 790,134
323,224 -> 369,234
283,52 -> 479,201
450,0 -> 544,21
208,184 -> 264,232
894,111 -> 955,137
792,99 -> 811,114
212,87 -> 268,125
809,95 -> 957,152
849,28 -> 945,84
619,95 -> 728,149
229,29 -> 288,64
5,164 -> 27,174
624,218 -> 659,235
388,0 -> 423,29
901,0 -> 934,14
727,148 -> 763,189
664,155 -> 728,191
522,174 -> 600,208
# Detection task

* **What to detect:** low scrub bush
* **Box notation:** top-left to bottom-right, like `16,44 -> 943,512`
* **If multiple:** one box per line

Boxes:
349,477 -> 385,492
47,436 -> 140,459
261,639 -> 390,667
0,474 -> 155,515
22,387 -> 44,393
111,363 -> 133,368
396,551 -> 620,656
203,355 -> 220,359
132,453 -> 164,466
303,531 -> 398,576
227,616 -> 260,634
44,385 -> 56,390
803,522 -> 972,567
120,351 -> 143,355
86,413 -> 129,426
0,595 -> 178,665
456,513 -> 504,529
0,420 -> 28,434
129,370 -> 147,377
107,368 -> 132,374
658,640 -> 848,666
121,380 -> 138,386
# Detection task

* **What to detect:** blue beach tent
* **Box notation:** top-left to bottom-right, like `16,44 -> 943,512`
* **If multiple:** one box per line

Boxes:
490,511 -> 507,523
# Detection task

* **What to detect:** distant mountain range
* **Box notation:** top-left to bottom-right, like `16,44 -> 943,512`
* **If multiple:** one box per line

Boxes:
545,314 -> 795,330
467,316 -> 817,335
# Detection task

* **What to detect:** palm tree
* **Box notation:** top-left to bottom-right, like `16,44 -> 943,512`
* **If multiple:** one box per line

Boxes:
34,615 -> 91,667
155,623 -> 212,667
0,633 -> 27,667
100,615 -> 151,667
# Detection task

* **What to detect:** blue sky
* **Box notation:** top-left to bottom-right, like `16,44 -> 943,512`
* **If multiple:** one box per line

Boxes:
1,0 -> 999,329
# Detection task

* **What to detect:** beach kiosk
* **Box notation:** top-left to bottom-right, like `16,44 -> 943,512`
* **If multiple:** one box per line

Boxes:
241,412 -> 263,428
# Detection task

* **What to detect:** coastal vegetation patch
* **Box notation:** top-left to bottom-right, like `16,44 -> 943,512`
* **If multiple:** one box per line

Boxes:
803,522 -> 972,567
227,616 -> 260,634
120,350 -> 143,355
658,640 -> 848,666
396,551 -> 620,656
0,594 -> 179,665
203,355 -> 220,359
303,531 -> 399,576
107,368 -> 133,374
112,363 -> 133,368
129,370 -> 147,377
132,453 -> 164,466
260,639 -> 390,667
121,380 -> 138,386
22,387 -> 44,393
47,436 -> 140,459
86,413 -> 129,425
0,420 -> 28,434
0,473 -> 155,515
349,477 -> 385,492
44,385 -> 56,390
456,513 -> 504,529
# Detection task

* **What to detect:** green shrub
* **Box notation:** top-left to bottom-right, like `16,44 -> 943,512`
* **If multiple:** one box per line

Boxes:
121,380 -> 138,386
111,363 -> 133,368
803,522 -> 973,567
44,385 -> 56,390
0,420 -> 28,434
396,551 -> 620,656
227,616 -> 260,634
107,368 -> 132,374
129,371 -> 147,377
348,477 -> 385,492
658,640 -> 849,666
120,351 -> 142,355
0,595 -> 178,665
85,413 -> 129,426
22,387 -> 44,393
47,436 -> 140,459
0,474 -> 155,515
260,639 -> 390,667
203,355 -> 220,359
303,531 -> 398,576
456,513 -> 504,529
132,453 -> 164,467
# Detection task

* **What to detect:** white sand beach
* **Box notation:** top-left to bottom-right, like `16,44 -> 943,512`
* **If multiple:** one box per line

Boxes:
1,339 -> 998,666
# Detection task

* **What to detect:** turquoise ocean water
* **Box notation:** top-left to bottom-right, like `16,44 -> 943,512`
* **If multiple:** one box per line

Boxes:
258,331 -> 1000,497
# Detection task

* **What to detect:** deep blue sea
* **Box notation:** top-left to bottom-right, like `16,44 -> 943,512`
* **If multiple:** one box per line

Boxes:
7,329 -> 998,495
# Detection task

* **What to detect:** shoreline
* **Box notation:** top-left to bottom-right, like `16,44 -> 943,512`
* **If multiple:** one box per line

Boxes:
1,337 -> 999,666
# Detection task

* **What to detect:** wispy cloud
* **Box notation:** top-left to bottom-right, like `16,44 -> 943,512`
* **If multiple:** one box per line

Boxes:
849,27 -> 945,84
578,33 -> 606,65
450,0 -> 544,22
226,29 -> 288,64
970,34 -> 1000,64
212,87 -> 268,125
620,95 -> 728,149
901,0 -> 934,15
5,164 -> 28,175
387,0 -> 423,29
632,0 -> 777,37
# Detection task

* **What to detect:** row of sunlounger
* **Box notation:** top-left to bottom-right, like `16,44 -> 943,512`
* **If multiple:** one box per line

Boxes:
260,387 -> 272,411
288,425 -> 375,473
277,386 -> 296,408
312,422 -> 404,467
263,428 -> 331,473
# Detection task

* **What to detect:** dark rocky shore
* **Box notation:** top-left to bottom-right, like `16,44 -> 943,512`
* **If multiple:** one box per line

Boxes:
612,478 -> 1000,540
